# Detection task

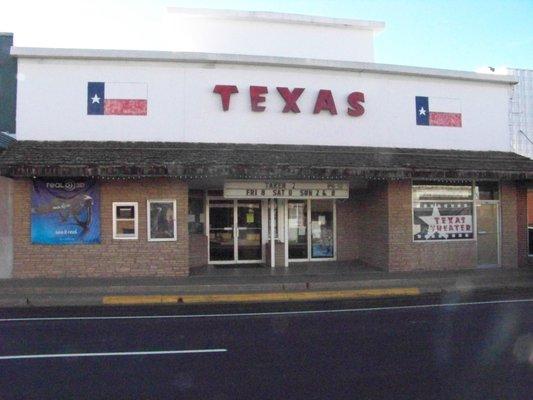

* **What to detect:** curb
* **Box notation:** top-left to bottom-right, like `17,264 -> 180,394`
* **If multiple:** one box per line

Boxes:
101,287 -> 422,305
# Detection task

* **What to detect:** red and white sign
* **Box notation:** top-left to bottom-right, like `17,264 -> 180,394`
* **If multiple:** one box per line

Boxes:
414,203 -> 473,241
213,85 -> 365,117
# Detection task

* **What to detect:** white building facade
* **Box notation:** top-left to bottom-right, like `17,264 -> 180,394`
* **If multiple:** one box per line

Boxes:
0,9 -> 531,279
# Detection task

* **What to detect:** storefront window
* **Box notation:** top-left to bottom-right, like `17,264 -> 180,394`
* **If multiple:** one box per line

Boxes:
288,199 -> 335,259
113,202 -> 138,240
311,200 -> 334,258
412,182 -> 474,242
288,200 -> 308,259
188,191 -> 205,234
147,200 -> 176,241
475,182 -> 499,200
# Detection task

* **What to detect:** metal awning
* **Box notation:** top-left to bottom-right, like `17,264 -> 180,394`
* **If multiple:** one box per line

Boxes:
1,140 -> 533,181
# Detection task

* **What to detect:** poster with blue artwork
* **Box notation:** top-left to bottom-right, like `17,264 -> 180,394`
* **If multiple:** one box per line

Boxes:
31,180 -> 100,245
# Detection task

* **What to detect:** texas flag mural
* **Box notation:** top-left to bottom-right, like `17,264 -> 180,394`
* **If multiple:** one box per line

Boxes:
415,96 -> 462,127
87,82 -> 147,116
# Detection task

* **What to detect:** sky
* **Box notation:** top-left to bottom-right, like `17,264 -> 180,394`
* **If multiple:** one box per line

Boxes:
1,0 -> 532,71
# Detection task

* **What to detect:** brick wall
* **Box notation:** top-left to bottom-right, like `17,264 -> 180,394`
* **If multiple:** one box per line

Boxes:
523,183 -> 533,225
0,176 -> 13,278
352,182 -> 389,269
189,233 -> 208,268
12,178 -> 189,278
336,196 -> 359,262
500,181 -> 519,268
516,181 -> 528,268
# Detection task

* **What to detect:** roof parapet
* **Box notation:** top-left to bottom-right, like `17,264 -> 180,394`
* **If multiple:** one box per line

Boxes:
10,47 -> 517,85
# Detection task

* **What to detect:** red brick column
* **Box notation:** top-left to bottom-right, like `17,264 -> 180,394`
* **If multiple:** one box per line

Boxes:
353,181 -> 389,270
500,181 -> 520,269
515,181 -> 528,268
189,233 -> 208,268
336,196 -> 360,262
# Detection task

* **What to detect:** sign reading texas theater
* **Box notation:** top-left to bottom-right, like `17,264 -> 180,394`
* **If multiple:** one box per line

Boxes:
413,202 -> 474,241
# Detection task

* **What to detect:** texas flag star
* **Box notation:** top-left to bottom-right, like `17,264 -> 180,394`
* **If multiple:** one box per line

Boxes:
91,93 -> 100,104
418,106 -> 426,116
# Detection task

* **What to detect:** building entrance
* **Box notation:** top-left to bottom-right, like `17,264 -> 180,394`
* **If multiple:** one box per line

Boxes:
288,199 -> 336,261
476,201 -> 500,267
208,199 -> 263,264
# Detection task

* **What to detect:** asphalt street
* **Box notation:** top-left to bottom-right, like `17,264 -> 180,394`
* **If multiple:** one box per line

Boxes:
0,292 -> 532,399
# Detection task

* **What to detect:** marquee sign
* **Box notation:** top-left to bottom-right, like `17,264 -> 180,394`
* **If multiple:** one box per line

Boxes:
224,180 -> 349,199
413,202 -> 473,241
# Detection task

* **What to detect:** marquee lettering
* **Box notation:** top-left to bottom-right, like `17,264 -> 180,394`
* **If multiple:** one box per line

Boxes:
347,91 -> 365,117
213,84 -> 366,117
276,87 -> 304,113
213,85 -> 239,111
250,85 -> 268,112
313,89 -> 337,115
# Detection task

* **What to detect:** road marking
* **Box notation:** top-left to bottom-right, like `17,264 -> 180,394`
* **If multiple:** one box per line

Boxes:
102,288 -> 421,305
0,298 -> 531,323
0,349 -> 227,360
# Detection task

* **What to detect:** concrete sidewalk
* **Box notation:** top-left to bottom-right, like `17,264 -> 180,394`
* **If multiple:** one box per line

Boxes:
0,267 -> 531,307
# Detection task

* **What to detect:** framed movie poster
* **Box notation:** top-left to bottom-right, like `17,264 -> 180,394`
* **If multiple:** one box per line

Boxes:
147,200 -> 177,241
31,180 -> 100,245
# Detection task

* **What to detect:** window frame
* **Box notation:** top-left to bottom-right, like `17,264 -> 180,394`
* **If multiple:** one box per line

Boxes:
147,199 -> 177,242
411,181 -> 476,243
112,202 -> 139,240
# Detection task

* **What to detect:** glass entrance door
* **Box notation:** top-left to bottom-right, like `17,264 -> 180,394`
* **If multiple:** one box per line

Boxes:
208,199 -> 263,263
288,200 -> 308,259
476,202 -> 499,267
237,200 -> 262,261
209,200 -> 235,262
288,199 -> 336,261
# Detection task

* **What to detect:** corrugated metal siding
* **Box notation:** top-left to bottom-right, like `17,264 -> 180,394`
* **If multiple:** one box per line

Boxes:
0,132 -> 15,149
510,68 -> 533,159
0,33 -> 17,134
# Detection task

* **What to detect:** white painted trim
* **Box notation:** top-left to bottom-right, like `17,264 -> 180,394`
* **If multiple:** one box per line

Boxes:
112,202 -> 138,240
147,199 -> 177,242
10,47 -> 517,85
167,7 -> 385,31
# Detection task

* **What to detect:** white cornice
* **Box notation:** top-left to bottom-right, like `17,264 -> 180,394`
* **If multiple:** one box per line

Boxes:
10,47 -> 517,84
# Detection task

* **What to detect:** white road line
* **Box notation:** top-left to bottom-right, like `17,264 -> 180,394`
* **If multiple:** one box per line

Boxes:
0,349 -> 227,360
0,298 -> 531,323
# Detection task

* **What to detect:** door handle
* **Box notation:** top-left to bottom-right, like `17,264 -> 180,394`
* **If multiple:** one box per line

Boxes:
478,231 -> 487,234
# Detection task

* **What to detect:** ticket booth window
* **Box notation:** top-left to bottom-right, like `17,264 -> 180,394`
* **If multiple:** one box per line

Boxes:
113,202 -> 138,240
